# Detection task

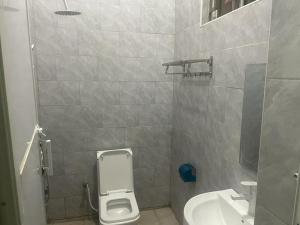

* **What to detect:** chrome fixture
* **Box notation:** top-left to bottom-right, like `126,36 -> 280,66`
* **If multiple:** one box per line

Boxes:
55,0 -> 81,16
231,181 -> 257,217
38,127 -> 53,203
40,139 -> 53,176
162,57 -> 213,78
292,164 -> 300,225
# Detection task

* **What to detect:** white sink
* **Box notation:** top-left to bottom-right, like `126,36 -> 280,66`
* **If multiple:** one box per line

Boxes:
183,189 -> 254,225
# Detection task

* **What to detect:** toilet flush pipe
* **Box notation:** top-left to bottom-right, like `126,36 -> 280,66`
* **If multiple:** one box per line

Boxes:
83,183 -> 98,212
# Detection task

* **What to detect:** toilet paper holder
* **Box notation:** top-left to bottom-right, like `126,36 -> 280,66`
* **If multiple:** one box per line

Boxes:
178,164 -> 196,182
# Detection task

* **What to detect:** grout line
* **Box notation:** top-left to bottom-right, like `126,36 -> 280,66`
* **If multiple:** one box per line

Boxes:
267,77 -> 300,81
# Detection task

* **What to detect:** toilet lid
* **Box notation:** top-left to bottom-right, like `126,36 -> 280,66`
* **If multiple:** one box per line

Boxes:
97,148 -> 134,195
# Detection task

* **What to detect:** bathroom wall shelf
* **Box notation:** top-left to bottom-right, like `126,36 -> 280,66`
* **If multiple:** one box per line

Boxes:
162,56 -> 213,78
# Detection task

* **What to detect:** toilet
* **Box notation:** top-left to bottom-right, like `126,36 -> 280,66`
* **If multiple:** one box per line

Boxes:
97,148 -> 140,225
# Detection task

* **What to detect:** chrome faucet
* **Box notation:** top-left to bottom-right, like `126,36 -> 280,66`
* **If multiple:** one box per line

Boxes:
231,181 -> 257,217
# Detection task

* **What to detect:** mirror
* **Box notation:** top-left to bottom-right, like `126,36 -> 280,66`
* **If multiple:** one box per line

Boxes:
203,0 -> 257,24
239,64 -> 266,171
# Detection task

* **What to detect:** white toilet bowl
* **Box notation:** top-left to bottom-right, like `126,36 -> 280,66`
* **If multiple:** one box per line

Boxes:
97,149 -> 140,225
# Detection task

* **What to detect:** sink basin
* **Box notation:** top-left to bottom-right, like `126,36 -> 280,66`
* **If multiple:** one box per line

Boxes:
183,189 -> 254,225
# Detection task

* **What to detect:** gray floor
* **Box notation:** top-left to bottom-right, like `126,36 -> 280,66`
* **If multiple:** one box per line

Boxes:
49,207 -> 179,225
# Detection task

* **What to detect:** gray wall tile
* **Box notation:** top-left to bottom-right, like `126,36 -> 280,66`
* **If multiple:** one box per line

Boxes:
139,59 -> 160,81
120,5 -> 141,32
267,0 -> 300,79
52,152 -> 64,176
39,106 -> 102,130
255,1 -> 300,225
139,34 -> 158,58
155,82 -> 173,104
157,35 -> 175,58
39,81 -> 80,106
140,7 -> 159,34
80,82 -> 120,106
171,0 -> 271,223
255,206 -> 286,225
126,126 -> 156,147
64,151 -> 96,175
119,58 -> 141,81
98,56 -> 121,81
121,105 -> 140,127
139,104 -> 172,126
35,25 -> 60,55
65,196 -> 89,218
100,5 -> 121,32
48,176 -> 68,198
33,0 -> 174,220
78,28 -> 102,56
224,44 -> 268,89
36,54 -> 56,81
46,198 -> 65,220
56,27 -> 78,55
119,82 -> 138,104
32,0 -> 58,27
102,105 -> 126,127
99,32 -> 120,56
51,130 -> 89,153
87,128 -> 126,149
56,56 -> 98,81
256,80 -> 300,225
119,32 -> 142,57
137,82 -> 156,104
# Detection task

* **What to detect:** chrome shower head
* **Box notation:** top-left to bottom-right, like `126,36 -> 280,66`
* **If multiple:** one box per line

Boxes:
55,10 -> 81,16
55,0 -> 81,16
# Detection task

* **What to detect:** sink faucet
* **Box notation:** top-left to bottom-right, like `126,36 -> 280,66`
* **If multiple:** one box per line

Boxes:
231,181 -> 257,217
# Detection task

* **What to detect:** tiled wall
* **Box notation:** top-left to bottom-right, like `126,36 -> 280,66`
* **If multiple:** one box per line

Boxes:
171,0 -> 272,222
255,1 -> 300,225
29,0 -> 175,219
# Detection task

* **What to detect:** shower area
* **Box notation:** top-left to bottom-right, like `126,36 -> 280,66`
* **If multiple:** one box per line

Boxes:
28,0 -> 175,220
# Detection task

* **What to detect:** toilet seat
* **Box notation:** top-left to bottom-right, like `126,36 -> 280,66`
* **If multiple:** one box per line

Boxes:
100,191 -> 140,225
97,149 -> 140,225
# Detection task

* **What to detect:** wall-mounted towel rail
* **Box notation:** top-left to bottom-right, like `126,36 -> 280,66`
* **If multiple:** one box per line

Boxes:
162,56 -> 213,77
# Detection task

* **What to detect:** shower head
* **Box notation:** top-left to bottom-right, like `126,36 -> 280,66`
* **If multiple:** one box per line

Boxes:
55,10 -> 81,16
55,0 -> 81,16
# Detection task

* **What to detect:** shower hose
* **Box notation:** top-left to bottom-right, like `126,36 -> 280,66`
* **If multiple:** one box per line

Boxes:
84,183 -> 98,212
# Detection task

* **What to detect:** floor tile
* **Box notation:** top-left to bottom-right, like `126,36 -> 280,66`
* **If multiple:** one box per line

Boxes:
155,208 -> 179,225
51,207 -> 179,225
52,221 -> 85,225
84,219 -> 98,225
137,210 -> 160,225
155,207 -> 174,218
